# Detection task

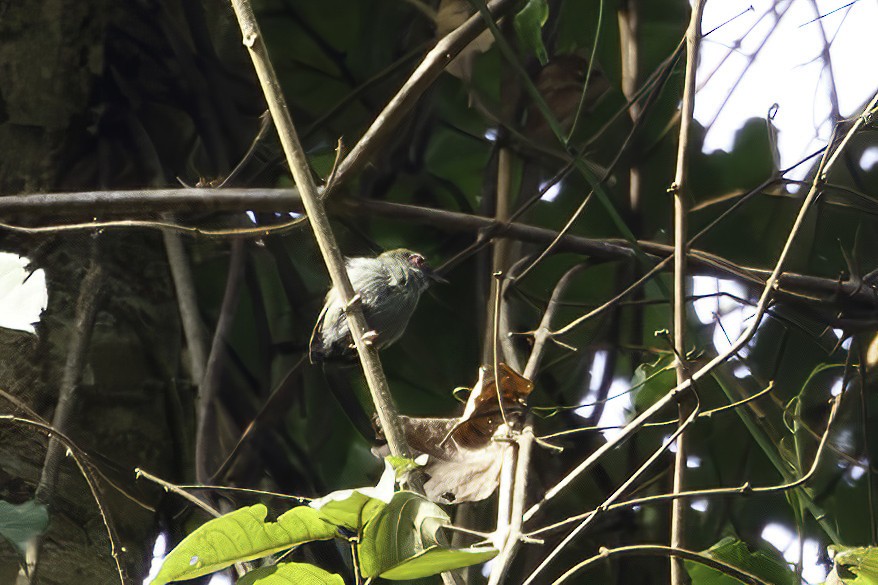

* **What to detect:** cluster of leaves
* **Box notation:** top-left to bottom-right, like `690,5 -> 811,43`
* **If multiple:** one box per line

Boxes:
149,464 -> 496,584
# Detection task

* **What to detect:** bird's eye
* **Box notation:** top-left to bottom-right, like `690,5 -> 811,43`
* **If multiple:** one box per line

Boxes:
408,254 -> 426,268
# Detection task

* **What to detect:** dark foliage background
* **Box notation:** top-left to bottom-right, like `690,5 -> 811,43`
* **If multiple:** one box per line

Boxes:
0,0 -> 876,583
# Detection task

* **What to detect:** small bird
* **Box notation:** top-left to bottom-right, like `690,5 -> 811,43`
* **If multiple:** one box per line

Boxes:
309,249 -> 445,362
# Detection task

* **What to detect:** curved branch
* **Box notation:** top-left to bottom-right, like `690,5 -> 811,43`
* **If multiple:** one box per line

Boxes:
550,544 -> 768,585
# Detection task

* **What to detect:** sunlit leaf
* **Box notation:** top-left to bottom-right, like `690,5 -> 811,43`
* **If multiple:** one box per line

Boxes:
686,537 -> 796,585
358,491 -> 497,579
150,504 -> 337,585
828,545 -> 878,585
236,562 -> 345,585
308,460 -> 395,531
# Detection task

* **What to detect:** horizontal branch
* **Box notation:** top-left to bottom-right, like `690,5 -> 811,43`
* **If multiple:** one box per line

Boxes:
1,188 -> 875,309
0,188 -> 303,215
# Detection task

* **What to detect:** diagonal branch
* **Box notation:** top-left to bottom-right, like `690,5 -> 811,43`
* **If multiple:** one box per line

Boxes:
225,0 -> 414,468
326,0 -> 519,193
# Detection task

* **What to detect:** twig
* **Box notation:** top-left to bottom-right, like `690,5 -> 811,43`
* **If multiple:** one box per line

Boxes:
195,239 -> 246,483
808,0 -> 840,122
488,265 -> 587,584
326,0 -> 520,193
522,395 -> 702,585
2,416 -> 127,584
550,544 -> 767,585
524,265 -> 589,379
669,3 -> 705,583
538,381 -> 775,440
491,147 -> 521,370
521,87 -> 878,525
32,246 -> 105,580
134,468 -> 221,518
566,0 -> 604,143
163,230 -> 208,384
528,394 -> 840,538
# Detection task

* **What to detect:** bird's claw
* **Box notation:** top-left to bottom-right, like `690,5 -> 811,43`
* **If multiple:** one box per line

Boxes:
362,330 -> 379,346
342,293 -> 362,312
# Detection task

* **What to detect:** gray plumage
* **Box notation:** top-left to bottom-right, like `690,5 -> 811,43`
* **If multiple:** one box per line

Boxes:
309,249 -> 443,362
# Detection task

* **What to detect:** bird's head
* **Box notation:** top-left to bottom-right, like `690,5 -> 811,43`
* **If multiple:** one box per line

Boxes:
381,248 -> 447,289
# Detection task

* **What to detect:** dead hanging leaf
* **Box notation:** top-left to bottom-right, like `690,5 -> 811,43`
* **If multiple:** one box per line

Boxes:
373,364 -> 534,504
447,363 -> 534,449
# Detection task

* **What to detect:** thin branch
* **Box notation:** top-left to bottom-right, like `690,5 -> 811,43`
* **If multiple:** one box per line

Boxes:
524,264 -> 589,379
565,0 -> 604,143
347,197 -> 878,309
550,544 -> 768,585
0,188 -> 303,215
522,394 -> 702,585
163,230 -> 208,384
2,416 -> 126,584
670,3 -> 705,583
521,87 -> 878,525
195,240 -> 246,483
326,0 -> 519,193
808,0 -> 840,122
528,394 -> 841,538
492,147 -> 522,370
488,265 -> 588,584
134,468 -> 221,518
33,246 -> 105,579
538,381 -> 775,441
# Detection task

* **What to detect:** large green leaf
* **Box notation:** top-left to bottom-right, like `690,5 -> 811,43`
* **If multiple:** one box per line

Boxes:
358,491 -> 497,580
236,562 -> 345,585
308,459 -> 395,532
513,0 -> 549,65
686,537 -> 796,585
0,499 -> 49,555
827,546 -> 878,585
150,504 -> 338,585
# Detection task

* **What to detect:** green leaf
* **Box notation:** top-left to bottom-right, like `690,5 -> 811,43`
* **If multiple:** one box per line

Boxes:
308,460 -> 395,532
236,562 -> 345,585
828,545 -> 878,584
513,0 -> 549,65
686,538 -> 796,585
358,491 -> 498,579
150,504 -> 338,585
0,499 -> 49,555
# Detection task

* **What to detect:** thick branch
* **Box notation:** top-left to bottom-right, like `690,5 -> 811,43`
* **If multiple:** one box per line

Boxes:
2,189 -> 877,308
